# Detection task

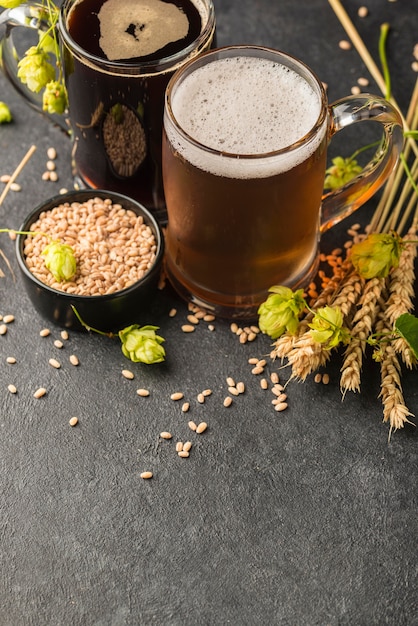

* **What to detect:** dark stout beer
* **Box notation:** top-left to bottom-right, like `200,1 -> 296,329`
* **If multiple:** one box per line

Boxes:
60,0 -> 215,218
163,52 -> 328,316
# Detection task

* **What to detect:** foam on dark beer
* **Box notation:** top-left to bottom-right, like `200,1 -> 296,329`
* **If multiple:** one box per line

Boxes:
98,0 -> 190,61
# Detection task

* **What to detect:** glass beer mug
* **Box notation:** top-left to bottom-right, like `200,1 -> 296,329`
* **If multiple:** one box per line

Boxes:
162,45 -> 404,318
0,0 -> 216,221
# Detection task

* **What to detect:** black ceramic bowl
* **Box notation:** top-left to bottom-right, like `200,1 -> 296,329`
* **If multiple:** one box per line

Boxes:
16,190 -> 164,332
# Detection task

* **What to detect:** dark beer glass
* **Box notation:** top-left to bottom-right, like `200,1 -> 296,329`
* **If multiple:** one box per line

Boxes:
60,0 -> 215,221
0,0 -> 216,222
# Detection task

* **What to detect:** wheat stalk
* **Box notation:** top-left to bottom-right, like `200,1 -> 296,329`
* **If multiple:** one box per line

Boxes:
340,277 -> 386,394
376,315 -> 415,440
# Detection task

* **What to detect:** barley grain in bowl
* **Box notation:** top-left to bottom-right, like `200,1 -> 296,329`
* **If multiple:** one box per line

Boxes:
16,190 -> 164,332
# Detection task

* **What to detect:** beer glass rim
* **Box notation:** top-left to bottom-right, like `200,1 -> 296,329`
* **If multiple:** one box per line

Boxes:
164,45 -> 328,160
59,0 -> 216,75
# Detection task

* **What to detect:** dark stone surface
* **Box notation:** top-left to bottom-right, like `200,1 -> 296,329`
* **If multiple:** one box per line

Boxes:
0,1 -> 417,625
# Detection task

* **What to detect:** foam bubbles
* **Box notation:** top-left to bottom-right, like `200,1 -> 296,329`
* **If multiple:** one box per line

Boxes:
99,0 -> 189,61
167,56 -> 326,178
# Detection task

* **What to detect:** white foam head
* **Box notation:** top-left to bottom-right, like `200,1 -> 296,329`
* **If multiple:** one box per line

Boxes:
166,54 -> 327,178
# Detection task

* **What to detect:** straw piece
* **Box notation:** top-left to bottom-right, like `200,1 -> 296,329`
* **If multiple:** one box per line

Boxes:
0,144 -> 37,207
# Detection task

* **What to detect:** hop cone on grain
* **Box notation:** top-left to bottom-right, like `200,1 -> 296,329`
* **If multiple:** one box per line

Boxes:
119,325 -> 165,364
350,232 -> 403,279
308,306 -> 350,350
258,286 -> 306,339
42,241 -> 77,282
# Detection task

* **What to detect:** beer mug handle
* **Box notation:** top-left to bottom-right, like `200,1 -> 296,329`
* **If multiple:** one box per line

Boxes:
0,3 -> 69,133
321,94 -> 404,232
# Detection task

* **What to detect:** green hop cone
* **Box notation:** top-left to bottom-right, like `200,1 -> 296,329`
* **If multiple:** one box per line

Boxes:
42,241 -> 77,282
350,232 -> 403,279
119,325 -> 166,364
258,286 -> 306,339
43,81 -> 68,115
308,305 -> 350,350
0,101 -> 13,124
17,46 -> 55,93
324,156 -> 362,190
0,0 -> 23,8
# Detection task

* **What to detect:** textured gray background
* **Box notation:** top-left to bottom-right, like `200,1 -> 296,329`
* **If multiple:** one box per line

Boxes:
0,1 -> 417,624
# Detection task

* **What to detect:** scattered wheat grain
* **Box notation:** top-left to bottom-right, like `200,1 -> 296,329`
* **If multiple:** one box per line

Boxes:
122,369 -> 134,380
236,381 -> 245,394
274,402 -> 288,412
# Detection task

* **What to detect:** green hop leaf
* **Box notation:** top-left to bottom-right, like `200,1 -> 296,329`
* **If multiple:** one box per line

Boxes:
0,101 -> 13,124
258,286 -> 306,339
119,325 -> 166,364
350,232 -> 403,279
38,31 -> 59,57
308,305 -> 350,350
0,0 -> 23,8
42,241 -> 77,282
17,46 -> 55,93
43,81 -> 68,115
324,156 -> 362,190
395,313 -> 418,360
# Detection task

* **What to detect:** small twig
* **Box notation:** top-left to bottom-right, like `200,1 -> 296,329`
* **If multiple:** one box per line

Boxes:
0,248 -> 15,280
0,144 -> 37,207
378,23 -> 391,100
